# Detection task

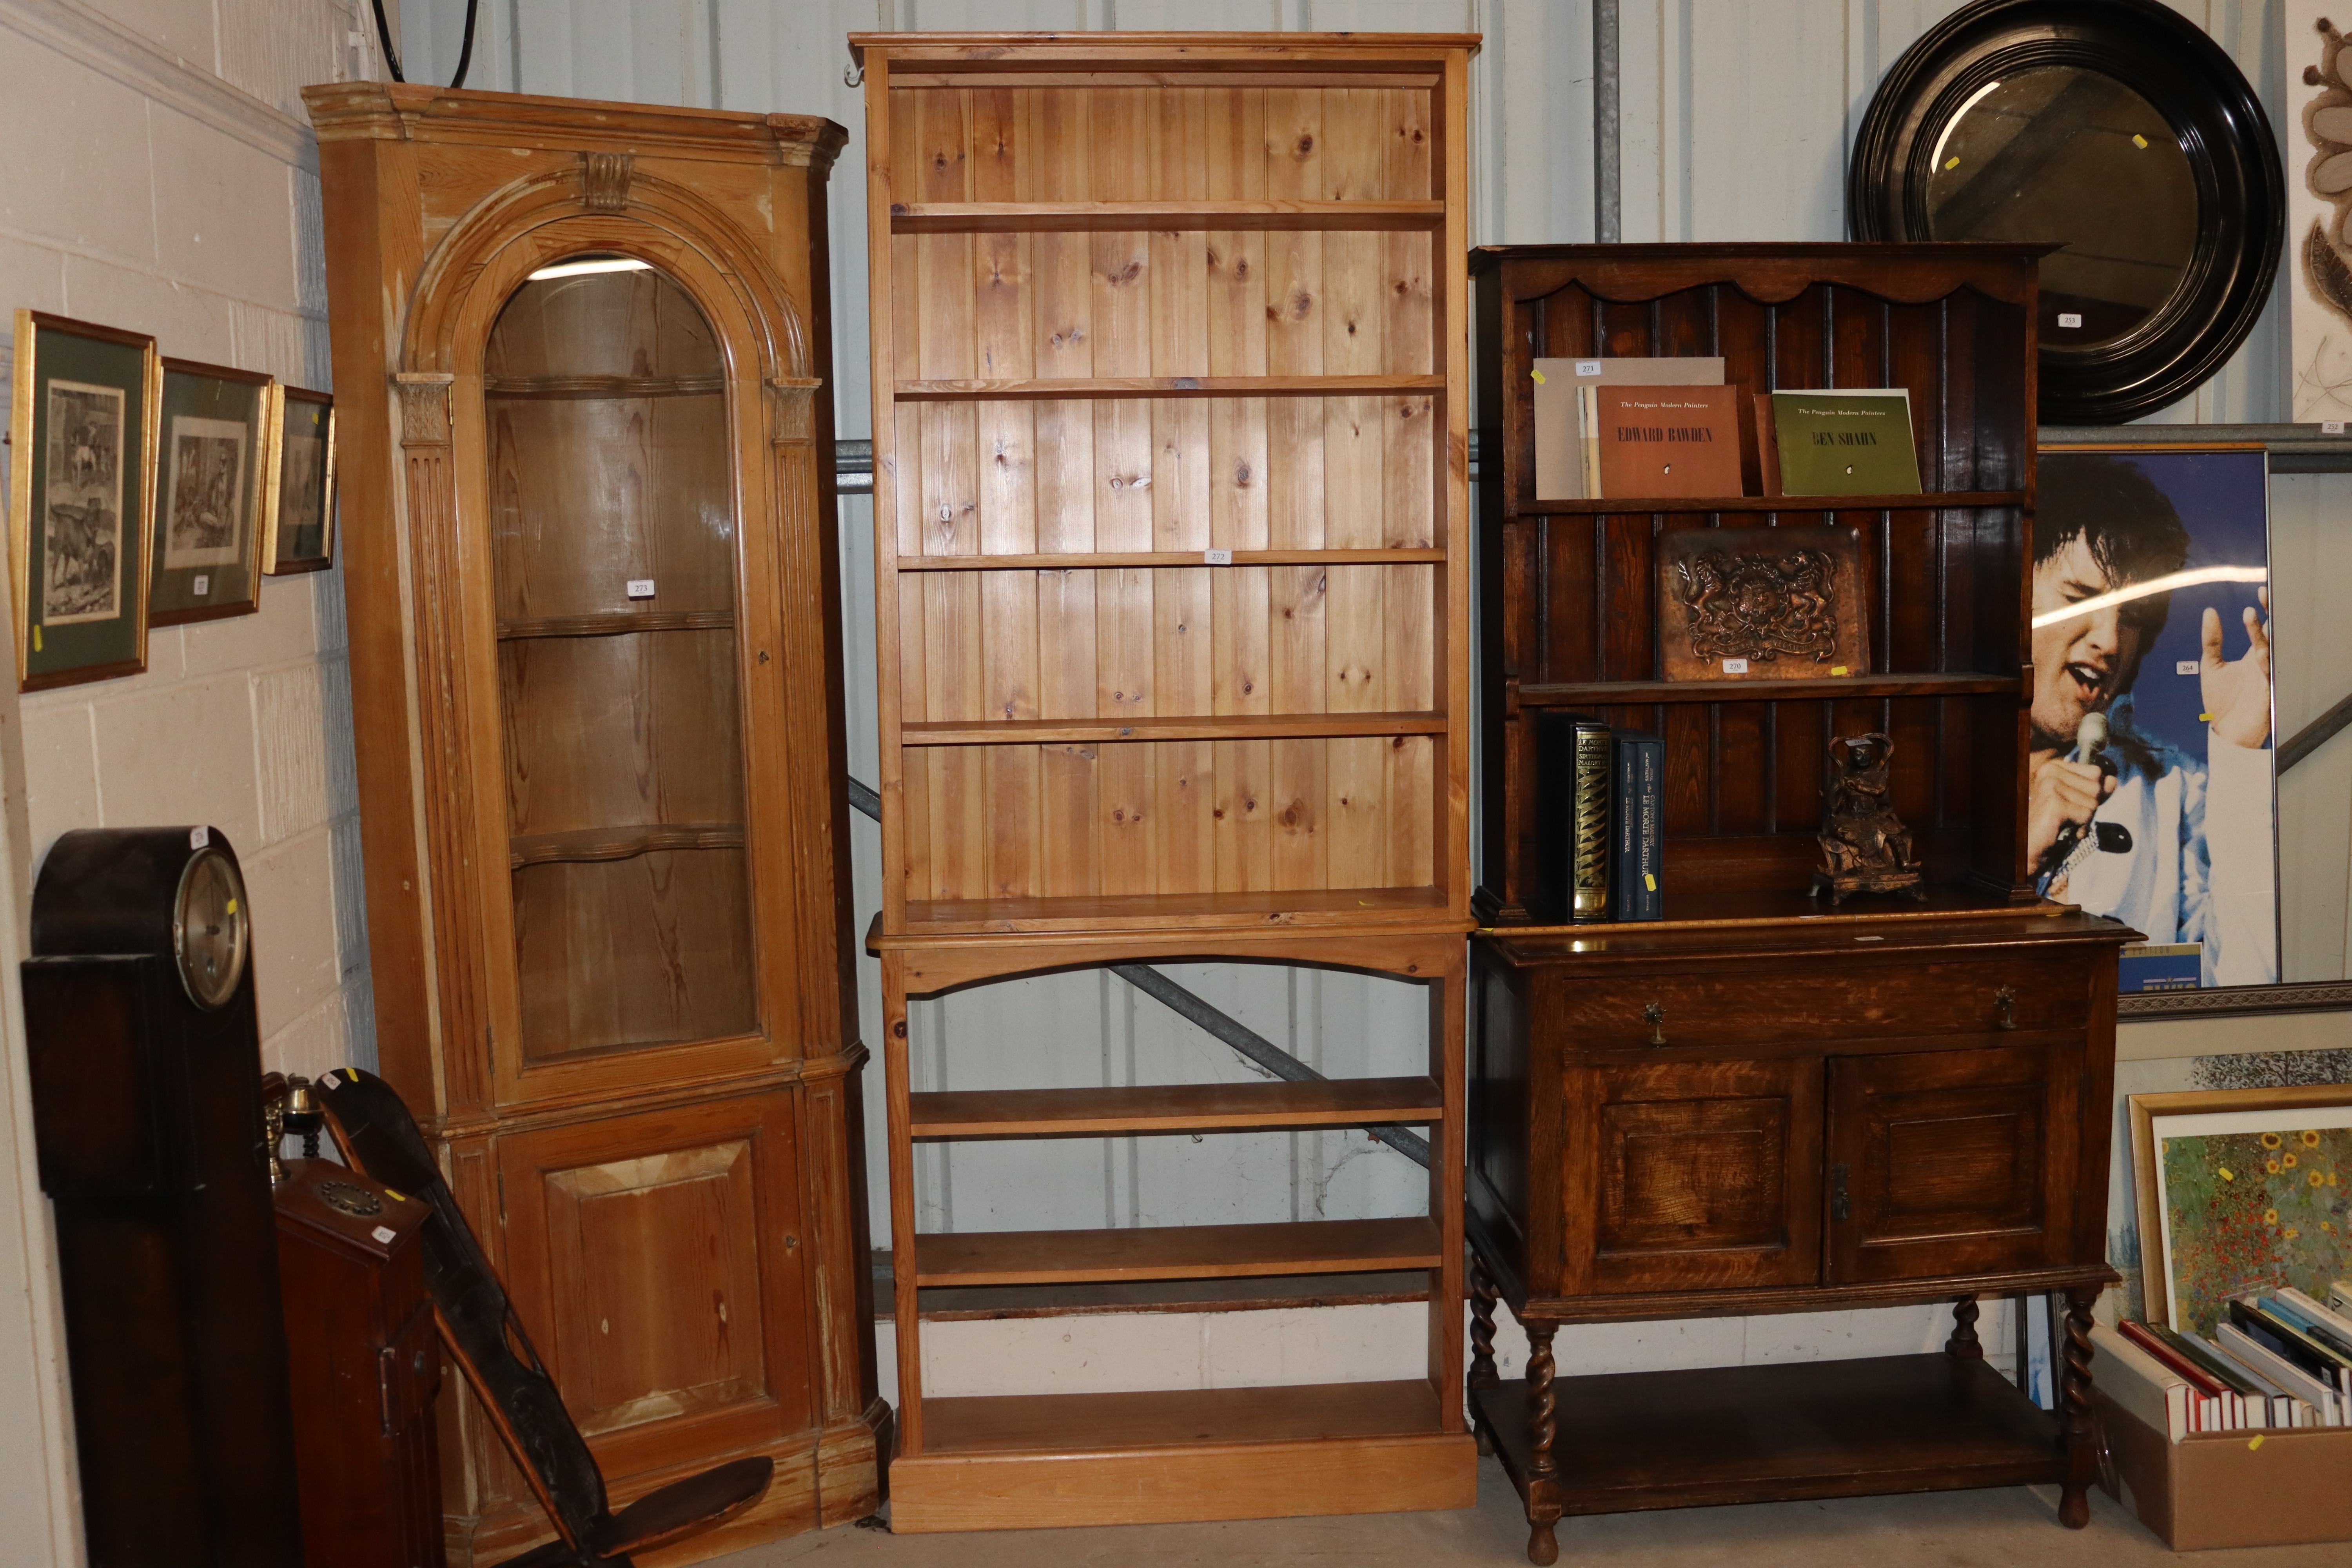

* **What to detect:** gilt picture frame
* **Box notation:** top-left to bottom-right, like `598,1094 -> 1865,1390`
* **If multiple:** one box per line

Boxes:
260,385 -> 334,575
2131,1084 -> 2352,1334
7,309 -> 160,691
150,357 -> 271,626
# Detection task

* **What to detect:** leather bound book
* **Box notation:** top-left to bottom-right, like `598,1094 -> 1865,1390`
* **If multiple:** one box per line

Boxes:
1590,385 -> 1745,499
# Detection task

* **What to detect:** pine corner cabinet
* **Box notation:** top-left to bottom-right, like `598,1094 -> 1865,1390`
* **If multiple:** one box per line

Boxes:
851,30 -> 1481,1532
1464,244 -> 2139,1564
303,83 -> 880,1564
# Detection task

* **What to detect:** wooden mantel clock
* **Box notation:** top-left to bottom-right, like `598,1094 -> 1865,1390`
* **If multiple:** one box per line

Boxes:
22,826 -> 302,1568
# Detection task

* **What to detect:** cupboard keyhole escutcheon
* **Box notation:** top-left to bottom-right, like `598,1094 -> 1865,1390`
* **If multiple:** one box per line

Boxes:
1642,1004 -> 1666,1046
1831,1163 -> 1852,1223
1994,987 -> 2016,1031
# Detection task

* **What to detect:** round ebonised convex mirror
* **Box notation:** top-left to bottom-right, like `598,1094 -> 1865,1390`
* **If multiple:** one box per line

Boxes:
1850,0 -> 2282,424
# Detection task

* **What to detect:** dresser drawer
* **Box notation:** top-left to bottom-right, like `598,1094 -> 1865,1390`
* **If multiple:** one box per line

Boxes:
1538,951 -> 2090,1052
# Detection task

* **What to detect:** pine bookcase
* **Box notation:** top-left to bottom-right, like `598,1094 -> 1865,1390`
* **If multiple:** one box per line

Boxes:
852,30 -> 1481,1531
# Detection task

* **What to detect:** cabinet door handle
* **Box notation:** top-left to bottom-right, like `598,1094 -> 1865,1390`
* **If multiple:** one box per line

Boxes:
1641,1003 -> 1667,1045
1994,986 -> 2016,1031
1830,1163 -> 1851,1223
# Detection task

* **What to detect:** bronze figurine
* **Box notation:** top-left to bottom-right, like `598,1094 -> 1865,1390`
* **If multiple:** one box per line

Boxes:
1812,731 -> 1926,905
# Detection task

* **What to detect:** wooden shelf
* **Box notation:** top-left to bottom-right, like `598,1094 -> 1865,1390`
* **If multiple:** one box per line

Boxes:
924,1379 -> 1446,1455
1481,884 -> 2051,941
484,374 -> 724,399
891,1380 -> 1474,1532
1517,671 -> 2020,707
910,1077 -> 1443,1138
903,712 -> 1448,746
872,1253 -> 1431,1322
1508,490 -> 2024,515
496,608 -> 734,640
1475,1355 -> 2060,1517
895,374 -> 1445,401
903,885 -> 1452,935
507,821 -> 744,870
911,1216 -> 1442,1287
892,547 -> 1445,572
889,200 -> 1446,233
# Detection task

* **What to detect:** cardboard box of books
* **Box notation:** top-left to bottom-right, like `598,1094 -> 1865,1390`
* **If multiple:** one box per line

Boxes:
2093,1283 -> 2352,1548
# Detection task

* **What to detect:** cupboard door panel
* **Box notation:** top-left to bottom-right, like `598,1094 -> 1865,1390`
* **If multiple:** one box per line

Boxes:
1565,1057 -> 1822,1294
497,1092 -> 813,1482
1827,1040 -> 2080,1283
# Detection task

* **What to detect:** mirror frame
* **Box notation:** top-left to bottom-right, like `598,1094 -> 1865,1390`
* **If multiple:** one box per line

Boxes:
1849,0 -> 2282,425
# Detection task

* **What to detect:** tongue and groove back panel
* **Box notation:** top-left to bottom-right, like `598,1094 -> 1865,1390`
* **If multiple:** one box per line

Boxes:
871,71 -> 1469,932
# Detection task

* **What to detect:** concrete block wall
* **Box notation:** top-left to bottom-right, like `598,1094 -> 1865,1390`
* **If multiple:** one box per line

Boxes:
1,0 -> 382,1082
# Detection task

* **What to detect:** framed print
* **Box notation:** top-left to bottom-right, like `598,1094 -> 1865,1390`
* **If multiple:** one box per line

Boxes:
261,385 -> 334,575
2034,445 -> 2278,991
150,357 -> 270,625
2131,1085 -> 2352,1333
7,309 -> 159,690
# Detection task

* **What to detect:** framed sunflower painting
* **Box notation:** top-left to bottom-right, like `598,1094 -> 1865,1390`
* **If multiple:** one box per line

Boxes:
2131,1084 -> 2352,1333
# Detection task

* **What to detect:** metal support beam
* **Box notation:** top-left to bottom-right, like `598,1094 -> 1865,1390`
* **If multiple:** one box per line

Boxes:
840,774 -> 1430,1167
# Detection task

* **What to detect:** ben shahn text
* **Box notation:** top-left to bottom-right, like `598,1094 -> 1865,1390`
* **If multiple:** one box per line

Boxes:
1809,430 -> 1880,446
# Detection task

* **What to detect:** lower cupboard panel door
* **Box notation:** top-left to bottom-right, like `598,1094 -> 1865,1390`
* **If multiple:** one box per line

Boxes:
494,1089 -> 818,1481
1826,1039 -> 2082,1283
1564,1056 -> 1824,1294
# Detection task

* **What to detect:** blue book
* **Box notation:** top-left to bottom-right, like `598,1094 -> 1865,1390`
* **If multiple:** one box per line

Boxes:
1607,730 -> 1664,921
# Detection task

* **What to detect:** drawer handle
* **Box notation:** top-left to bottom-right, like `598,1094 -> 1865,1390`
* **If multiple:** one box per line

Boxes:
1831,1163 -> 1851,1223
1994,986 -> 2016,1031
1642,1003 -> 1666,1046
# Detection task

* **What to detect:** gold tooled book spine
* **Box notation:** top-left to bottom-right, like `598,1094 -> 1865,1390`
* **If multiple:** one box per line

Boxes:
1571,723 -> 1610,919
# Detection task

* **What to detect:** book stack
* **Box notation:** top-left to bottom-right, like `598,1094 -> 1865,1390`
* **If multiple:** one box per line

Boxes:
2098,1285 -> 2352,1439
1530,356 -> 1927,501
1536,715 -> 1662,924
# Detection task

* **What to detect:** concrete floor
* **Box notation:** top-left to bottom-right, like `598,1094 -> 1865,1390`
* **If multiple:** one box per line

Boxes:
713,1462 -> 2348,1568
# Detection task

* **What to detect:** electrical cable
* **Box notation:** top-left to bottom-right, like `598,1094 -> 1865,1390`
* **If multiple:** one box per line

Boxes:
370,0 -> 480,89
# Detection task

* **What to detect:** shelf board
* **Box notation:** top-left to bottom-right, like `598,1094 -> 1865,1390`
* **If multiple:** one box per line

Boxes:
923,1379 -> 1446,1456
1517,671 -> 2019,706
889,199 -> 1446,233
1507,490 -> 2024,515
872,1252 -> 1431,1322
911,1216 -> 1442,1287
1475,1354 -> 2060,1517
901,884 -> 1453,935
508,821 -> 744,870
484,374 -> 724,399
893,547 -> 1445,573
496,608 -> 734,641
910,1077 -> 1443,1138
894,374 -> 1445,401
902,712 -> 1448,746
891,1380 -> 1474,1531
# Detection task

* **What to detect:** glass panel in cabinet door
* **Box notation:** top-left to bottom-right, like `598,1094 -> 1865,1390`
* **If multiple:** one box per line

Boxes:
485,260 -> 756,1065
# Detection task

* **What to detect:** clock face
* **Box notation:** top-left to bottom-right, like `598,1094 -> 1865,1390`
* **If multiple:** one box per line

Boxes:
173,848 -> 249,1009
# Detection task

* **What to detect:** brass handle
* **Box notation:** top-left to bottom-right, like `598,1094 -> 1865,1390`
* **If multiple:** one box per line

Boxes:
1994,986 -> 2016,1031
1642,1003 -> 1666,1046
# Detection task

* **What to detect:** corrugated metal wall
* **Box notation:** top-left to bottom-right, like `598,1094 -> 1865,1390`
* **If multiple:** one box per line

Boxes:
399,3 -> 2345,1266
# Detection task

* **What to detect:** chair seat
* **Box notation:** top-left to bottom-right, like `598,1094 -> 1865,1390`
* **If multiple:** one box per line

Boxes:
592,1455 -> 774,1557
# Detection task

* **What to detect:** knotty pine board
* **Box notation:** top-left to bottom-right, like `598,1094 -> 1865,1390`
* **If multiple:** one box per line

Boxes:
886,85 -> 1445,906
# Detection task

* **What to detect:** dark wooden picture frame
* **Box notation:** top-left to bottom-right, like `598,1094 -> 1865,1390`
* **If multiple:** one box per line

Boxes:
150,357 -> 272,626
1849,0 -> 2283,424
260,385 -> 335,576
7,309 -> 160,690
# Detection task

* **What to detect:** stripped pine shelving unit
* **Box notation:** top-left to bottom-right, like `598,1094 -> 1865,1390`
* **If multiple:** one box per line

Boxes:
851,30 -> 1481,1532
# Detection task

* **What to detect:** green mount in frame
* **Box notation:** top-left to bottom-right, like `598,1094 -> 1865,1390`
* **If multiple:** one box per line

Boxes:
9,310 -> 159,691
151,356 -> 272,626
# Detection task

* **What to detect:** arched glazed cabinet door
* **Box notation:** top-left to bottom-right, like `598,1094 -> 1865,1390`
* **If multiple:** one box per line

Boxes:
485,259 -> 759,1067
